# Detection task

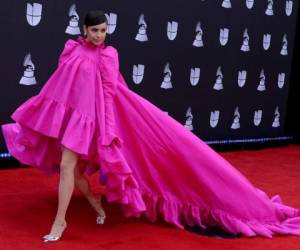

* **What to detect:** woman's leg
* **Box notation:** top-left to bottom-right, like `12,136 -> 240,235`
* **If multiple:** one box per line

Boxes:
47,146 -> 78,237
74,165 -> 105,217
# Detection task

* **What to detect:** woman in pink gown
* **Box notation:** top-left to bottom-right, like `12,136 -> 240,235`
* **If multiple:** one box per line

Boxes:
2,10 -> 300,241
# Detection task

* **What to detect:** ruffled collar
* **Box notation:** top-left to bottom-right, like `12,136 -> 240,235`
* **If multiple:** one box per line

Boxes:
77,36 -> 105,49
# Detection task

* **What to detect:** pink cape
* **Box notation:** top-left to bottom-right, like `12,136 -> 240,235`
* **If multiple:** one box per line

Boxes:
2,36 -> 300,238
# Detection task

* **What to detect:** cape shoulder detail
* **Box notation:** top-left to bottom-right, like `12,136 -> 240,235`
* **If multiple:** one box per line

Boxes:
58,39 -> 79,66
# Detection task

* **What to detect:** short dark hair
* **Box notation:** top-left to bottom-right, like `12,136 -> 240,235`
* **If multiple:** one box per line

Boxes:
84,10 -> 107,27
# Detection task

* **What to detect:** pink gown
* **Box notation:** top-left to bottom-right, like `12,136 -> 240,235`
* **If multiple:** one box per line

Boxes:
2,36 -> 300,238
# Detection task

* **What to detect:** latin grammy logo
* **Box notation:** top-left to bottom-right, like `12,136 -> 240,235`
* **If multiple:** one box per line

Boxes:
135,14 -> 149,42
193,22 -> 204,47
132,64 -> 145,84
190,68 -> 201,86
65,4 -> 81,35
105,13 -> 117,34
161,63 -> 173,89
184,106 -> 194,131
26,2 -> 42,26
19,53 -> 37,85
167,21 -> 178,41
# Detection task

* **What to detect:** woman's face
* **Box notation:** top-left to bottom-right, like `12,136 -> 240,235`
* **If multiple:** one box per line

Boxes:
84,22 -> 107,46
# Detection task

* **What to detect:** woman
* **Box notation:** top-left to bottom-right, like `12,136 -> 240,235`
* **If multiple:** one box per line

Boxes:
2,10 -> 300,242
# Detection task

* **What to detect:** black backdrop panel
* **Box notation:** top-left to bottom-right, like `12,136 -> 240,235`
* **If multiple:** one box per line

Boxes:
0,0 -> 299,154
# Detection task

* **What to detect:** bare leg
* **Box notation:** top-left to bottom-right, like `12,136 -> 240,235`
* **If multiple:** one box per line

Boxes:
46,146 -> 78,238
74,165 -> 105,217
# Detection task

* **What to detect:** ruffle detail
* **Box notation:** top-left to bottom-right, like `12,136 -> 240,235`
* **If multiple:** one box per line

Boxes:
135,192 -> 300,238
11,94 -> 96,156
77,36 -> 105,49
4,93 -> 147,216
98,138 -> 147,215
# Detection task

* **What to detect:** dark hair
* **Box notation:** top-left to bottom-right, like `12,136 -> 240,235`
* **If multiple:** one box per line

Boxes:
84,10 -> 107,27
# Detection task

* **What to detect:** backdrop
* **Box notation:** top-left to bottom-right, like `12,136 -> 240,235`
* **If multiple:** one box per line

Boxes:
0,0 -> 299,156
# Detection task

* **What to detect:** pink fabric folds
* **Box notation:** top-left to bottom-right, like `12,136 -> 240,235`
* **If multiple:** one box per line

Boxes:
2,36 -> 300,237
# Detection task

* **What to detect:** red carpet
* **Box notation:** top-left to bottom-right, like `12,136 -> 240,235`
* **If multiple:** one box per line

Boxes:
0,145 -> 300,250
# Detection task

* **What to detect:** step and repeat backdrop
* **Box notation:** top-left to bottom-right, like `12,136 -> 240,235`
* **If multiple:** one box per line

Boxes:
0,0 -> 299,156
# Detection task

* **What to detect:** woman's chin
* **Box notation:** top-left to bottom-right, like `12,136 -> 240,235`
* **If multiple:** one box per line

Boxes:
92,41 -> 103,46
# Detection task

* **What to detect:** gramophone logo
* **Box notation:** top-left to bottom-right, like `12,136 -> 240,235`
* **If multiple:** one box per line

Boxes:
65,4 -> 81,35
19,53 -> 37,85
132,64 -> 145,84
193,22 -> 204,47
184,106 -> 194,131
241,28 -> 250,52
219,28 -> 229,46
161,63 -> 173,89
135,14 -> 149,42
254,110 -> 262,126
167,21 -> 178,41
238,70 -> 247,88
257,69 -> 266,91
105,13 -> 117,34
272,107 -> 280,128
246,0 -> 255,9
286,1 -> 293,16
213,66 -> 223,90
263,34 -> 271,50
265,0 -> 274,16
222,0 -> 232,8
190,67 -> 200,86
210,110 -> 220,128
278,73 -> 285,88
26,2 -> 42,26
231,107 -> 240,130
280,34 -> 288,56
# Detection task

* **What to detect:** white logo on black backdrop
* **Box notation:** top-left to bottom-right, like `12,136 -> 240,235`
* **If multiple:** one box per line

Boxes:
257,69 -> 266,91
26,2 -> 42,26
167,21 -> 178,40
190,67 -> 201,86
65,4 -> 81,35
241,28 -> 250,52
105,13 -> 117,34
133,64 -> 145,84
263,33 -> 271,50
222,0 -> 232,9
161,63 -> 173,89
231,107 -> 240,130
278,73 -> 286,88
135,14 -> 149,42
246,0 -> 255,9
19,53 -> 37,85
265,0 -> 274,16
280,34 -> 288,55
193,22 -> 204,47
272,107 -> 280,127
210,110 -> 220,128
220,28 -> 229,46
238,70 -> 247,88
254,110 -> 263,126
213,66 -> 223,90
184,106 -> 194,131
286,1 -> 293,16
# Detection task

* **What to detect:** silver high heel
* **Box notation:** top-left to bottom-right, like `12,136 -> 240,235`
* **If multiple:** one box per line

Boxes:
89,195 -> 106,225
43,221 -> 67,242
96,212 -> 106,225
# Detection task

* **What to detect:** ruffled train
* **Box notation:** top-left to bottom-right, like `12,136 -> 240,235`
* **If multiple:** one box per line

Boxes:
3,81 -> 300,238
